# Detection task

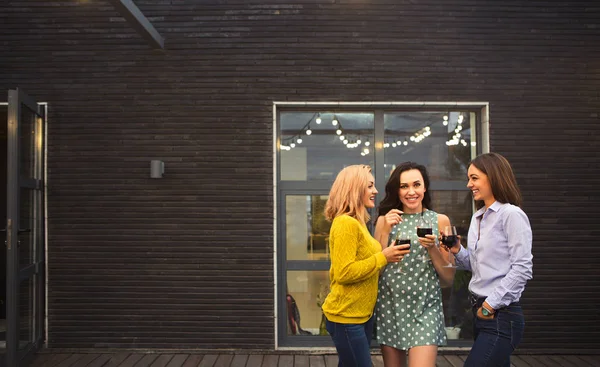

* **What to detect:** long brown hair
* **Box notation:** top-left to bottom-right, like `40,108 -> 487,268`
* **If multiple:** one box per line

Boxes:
324,165 -> 372,225
378,162 -> 432,217
470,152 -> 522,209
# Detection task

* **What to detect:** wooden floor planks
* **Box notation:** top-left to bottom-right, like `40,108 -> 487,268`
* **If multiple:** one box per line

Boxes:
26,352 -> 600,367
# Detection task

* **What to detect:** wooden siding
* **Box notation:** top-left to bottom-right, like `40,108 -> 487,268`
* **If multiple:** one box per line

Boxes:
1,0 -> 599,351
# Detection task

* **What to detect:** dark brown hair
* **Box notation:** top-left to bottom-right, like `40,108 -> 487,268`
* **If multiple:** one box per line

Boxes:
378,162 -> 432,217
469,152 -> 522,209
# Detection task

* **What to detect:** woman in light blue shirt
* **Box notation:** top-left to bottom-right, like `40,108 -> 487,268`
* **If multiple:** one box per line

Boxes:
447,152 -> 533,367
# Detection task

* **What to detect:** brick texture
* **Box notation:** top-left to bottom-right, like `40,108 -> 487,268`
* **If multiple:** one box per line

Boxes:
1,0 -> 599,351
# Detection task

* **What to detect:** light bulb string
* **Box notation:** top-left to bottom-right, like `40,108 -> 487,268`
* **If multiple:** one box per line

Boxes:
281,112 -> 469,150
282,113 -> 345,145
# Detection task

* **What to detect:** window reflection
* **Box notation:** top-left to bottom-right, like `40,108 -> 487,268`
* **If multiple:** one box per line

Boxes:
280,112 -> 374,181
286,270 -> 329,336
286,195 -> 331,261
433,190 -> 473,340
383,111 -> 474,181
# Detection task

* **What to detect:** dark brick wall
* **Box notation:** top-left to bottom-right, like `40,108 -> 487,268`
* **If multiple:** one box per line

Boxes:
1,0 -> 599,351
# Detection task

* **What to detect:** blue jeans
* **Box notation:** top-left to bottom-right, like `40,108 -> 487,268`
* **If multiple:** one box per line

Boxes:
464,304 -> 525,367
326,316 -> 374,367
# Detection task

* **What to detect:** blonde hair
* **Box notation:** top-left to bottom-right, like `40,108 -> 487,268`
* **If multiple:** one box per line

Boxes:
324,165 -> 373,225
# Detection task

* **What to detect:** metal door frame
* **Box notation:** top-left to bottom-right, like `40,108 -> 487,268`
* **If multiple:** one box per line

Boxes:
4,89 -> 47,366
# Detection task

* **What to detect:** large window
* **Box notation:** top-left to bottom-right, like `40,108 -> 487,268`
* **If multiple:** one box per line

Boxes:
275,103 -> 488,348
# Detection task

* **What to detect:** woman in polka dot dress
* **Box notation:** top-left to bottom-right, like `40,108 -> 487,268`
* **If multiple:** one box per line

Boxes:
374,162 -> 456,367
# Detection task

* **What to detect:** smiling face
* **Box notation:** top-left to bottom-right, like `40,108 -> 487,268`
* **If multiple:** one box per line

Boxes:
362,173 -> 378,209
398,169 -> 426,214
467,164 -> 495,208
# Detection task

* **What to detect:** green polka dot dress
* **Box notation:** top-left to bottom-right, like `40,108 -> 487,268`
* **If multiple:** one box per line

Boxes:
375,209 -> 447,350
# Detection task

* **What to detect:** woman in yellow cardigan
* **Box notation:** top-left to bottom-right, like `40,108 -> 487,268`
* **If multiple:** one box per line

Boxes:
322,165 -> 410,367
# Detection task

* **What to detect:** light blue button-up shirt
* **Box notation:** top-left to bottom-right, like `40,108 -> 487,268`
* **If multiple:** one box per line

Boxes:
455,201 -> 533,310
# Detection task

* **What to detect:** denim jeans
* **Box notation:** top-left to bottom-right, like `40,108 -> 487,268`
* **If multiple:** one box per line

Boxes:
326,316 -> 374,367
464,304 -> 525,367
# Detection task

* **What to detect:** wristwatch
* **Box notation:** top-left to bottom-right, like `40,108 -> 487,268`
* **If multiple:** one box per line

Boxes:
481,305 -> 494,316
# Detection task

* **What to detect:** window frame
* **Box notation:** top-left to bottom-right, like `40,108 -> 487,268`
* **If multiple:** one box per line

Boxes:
273,102 -> 490,349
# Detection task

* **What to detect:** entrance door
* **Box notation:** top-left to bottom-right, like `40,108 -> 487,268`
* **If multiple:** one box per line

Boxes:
4,89 -> 45,366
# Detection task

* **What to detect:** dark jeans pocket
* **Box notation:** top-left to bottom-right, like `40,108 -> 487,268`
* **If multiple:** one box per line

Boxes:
497,307 -> 525,350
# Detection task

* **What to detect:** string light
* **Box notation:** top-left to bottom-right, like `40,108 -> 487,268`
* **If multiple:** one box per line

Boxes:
411,126 -> 431,143
446,112 -> 471,146
283,112 -> 471,155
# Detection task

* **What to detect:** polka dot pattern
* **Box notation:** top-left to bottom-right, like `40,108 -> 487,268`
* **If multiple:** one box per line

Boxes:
375,210 -> 447,350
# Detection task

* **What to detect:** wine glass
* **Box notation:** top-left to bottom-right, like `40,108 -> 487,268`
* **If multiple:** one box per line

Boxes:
394,231 -> 411,274
416,216 -> 433,261
441,225 -> 459,268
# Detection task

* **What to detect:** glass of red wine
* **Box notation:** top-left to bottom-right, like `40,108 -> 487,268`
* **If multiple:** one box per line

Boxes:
395,231 -> 411,273
442,225 -> 459,268
416,216 -> 433,261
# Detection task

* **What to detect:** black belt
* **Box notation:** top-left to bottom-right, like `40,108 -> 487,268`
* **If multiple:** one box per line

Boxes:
469,293 -> 520,309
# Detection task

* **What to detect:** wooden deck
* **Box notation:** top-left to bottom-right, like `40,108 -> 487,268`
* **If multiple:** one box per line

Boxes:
27,351 -> 600,367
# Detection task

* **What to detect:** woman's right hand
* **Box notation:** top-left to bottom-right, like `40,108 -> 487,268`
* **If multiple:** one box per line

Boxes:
439,232 -> 462,254
383,209 -> 403,229
382,241 -> 411,263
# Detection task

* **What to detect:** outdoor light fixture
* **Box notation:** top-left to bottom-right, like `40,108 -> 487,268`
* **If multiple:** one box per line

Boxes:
150,160 -> 165,178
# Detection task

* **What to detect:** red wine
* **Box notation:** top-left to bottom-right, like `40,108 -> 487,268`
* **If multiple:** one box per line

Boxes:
395,239 -> 411,249
442,235 -> 459,247
416,228 -> 432,237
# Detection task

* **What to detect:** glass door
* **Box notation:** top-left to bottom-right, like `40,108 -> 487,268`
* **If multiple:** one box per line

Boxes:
4,89 -> 45,366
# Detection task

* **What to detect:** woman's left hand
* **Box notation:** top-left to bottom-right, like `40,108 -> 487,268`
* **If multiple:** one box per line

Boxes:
418,234 -> 438,250
476,306 -> 495,320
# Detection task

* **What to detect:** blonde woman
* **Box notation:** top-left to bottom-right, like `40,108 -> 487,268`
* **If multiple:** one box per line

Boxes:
322,165 -> 410,367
